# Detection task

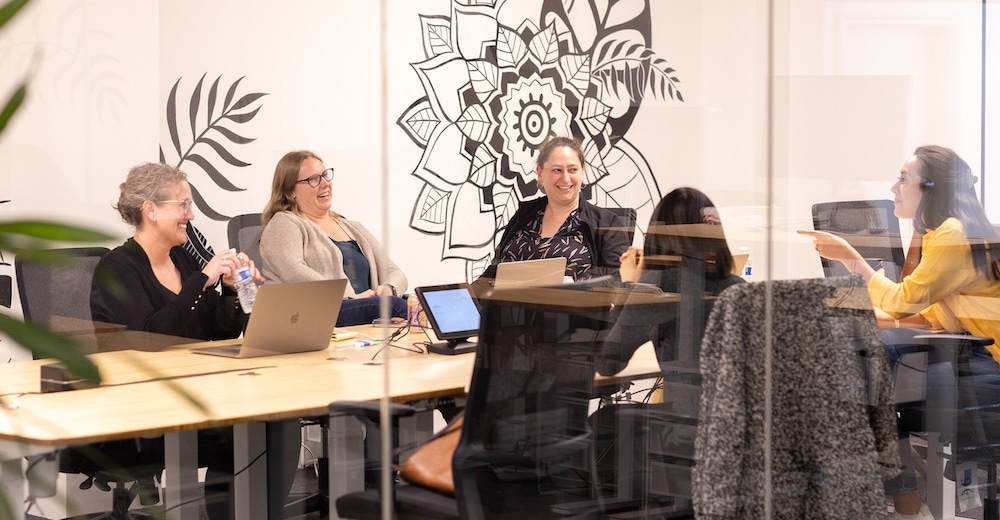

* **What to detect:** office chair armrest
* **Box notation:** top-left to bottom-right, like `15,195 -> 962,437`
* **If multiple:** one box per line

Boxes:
913,334 -> 995,347
912,334 -> 994,364
328,401 -> 417,423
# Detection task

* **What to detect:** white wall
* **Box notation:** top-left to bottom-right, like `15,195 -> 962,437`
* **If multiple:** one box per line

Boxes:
0,0 -> 159,237
0,0 -> 992,358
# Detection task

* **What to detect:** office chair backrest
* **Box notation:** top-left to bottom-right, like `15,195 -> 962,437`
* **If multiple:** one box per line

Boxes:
454,286 -> 611,519
812,199 -> 905,281
228,213 -> 264,269
15,247 -> 110,333
15,246 -> 163,515
604,206 -> 638,245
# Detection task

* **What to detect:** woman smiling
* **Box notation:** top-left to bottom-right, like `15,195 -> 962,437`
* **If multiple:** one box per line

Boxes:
259,150 -> 408,326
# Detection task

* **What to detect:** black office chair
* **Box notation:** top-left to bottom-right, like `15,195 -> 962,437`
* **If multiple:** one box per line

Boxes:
589,254 -> 729,519
604,206 -> 638,245
812,199 -> 906,281
813,202 -> 1000,517
15,247 -> 163,519
335,285 -> 613,519
905,332 -> 1000,520
227,213 -> 264,270
227,212 -> 333,518
16,247 -> 110,346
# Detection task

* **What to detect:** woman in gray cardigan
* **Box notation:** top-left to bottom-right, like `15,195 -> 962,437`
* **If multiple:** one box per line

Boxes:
259,150 -> 408,326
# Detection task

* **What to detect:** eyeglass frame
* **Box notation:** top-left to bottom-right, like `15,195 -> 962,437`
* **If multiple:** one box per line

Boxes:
295,168 -> 335,188
155,199 -> 194,212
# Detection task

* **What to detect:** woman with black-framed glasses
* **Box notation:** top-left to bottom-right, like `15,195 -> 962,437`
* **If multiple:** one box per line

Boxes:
259,150 -> 408,326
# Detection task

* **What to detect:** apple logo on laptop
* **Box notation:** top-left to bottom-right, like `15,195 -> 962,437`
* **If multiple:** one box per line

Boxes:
289,312 -> 300,324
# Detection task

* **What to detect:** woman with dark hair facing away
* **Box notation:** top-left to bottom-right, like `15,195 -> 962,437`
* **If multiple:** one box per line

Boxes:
259,150 -> 408,326
597,187 -> 744,376
472,135 -> 631,293
801,145 -> 1000,520
91,162 -> 287,520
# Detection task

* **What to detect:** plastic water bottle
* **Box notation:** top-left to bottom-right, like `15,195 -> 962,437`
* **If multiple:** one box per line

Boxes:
234,265 -> 257,313
407,293 -> 426,333
740,246 -> 753,282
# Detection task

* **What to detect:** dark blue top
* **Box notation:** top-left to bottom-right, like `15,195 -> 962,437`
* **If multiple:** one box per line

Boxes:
333,239 -> 371,294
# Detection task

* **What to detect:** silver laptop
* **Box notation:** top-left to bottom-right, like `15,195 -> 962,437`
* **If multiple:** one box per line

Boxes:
494,257 -> 568,289
191,279 -> 347,358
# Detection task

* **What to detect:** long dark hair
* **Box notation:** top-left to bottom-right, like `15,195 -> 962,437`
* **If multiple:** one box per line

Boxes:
912,145 -> 999,279
644,187 -> 734,279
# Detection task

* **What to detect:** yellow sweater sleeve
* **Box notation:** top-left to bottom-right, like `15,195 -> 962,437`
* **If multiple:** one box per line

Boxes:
867,219 -> 977,319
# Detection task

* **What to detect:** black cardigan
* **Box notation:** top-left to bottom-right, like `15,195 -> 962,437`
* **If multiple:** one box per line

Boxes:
91,238 -> 243,341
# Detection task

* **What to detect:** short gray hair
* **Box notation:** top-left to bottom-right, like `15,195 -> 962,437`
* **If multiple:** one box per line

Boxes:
114,162 -> 187,226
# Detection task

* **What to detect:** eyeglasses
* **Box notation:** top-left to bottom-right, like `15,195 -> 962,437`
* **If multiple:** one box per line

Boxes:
295,168 -> 335,188
156,199 -> 194,212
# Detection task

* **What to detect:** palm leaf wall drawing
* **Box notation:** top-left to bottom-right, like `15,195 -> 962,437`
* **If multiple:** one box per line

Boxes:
159,74 -> 268,221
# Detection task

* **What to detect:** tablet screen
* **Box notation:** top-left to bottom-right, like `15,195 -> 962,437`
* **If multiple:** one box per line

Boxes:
414,284 -> 481,341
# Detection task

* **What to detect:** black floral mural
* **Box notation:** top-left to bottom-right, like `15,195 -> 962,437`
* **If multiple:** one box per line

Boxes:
397,0 -> 683,281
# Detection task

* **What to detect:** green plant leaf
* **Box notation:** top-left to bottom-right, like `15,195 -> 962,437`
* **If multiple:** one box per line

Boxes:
0,0 -> 29,30
0,220 -> 114,243
0,314 -> 100,383
0,83 -> 25,136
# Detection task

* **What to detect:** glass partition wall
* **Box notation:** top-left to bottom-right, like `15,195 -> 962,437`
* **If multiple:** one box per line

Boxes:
373,1 -> 1000,520
2,0 -> 997,518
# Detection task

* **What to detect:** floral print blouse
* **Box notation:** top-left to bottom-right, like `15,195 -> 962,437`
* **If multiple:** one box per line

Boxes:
497,207 -> 594,281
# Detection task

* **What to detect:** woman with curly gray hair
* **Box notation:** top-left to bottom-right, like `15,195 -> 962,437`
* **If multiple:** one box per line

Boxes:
91,162 -> 266,520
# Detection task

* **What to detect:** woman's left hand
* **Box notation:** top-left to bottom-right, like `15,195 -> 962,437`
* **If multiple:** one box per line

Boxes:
220,252 -> 265,288
373,285 -> 394,297
619,246 -> 644,283
354,289 -> 376,299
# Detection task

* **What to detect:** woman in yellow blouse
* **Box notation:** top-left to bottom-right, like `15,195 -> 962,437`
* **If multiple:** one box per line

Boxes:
801,145 -> 1000,520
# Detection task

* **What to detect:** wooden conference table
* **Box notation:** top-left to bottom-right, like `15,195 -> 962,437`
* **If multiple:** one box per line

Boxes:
0,293 -> 665,519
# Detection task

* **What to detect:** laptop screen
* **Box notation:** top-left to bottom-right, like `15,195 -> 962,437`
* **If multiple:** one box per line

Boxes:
414,283 -> 481,342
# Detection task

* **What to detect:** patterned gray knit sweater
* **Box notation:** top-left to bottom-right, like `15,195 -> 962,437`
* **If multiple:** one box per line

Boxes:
694,276 -> 899,519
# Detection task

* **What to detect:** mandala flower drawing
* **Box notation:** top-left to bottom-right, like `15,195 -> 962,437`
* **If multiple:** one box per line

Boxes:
397,0 -> 684,281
